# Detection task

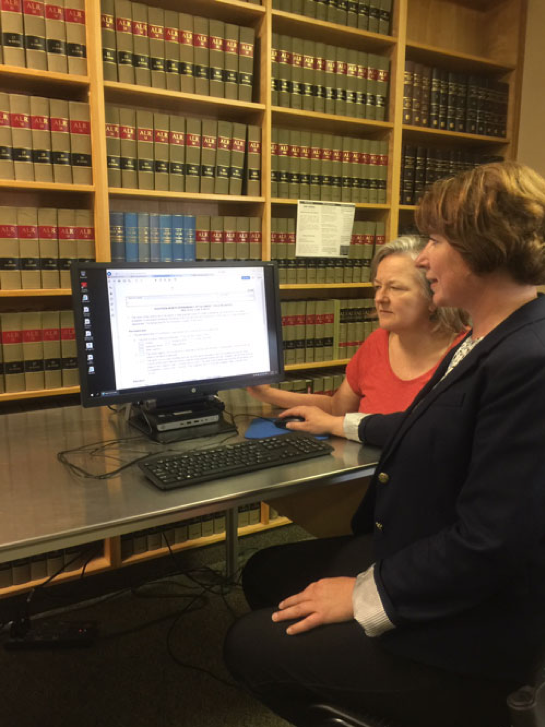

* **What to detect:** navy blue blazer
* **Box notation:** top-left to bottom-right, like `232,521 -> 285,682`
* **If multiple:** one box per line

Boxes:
353,295 -> 545,682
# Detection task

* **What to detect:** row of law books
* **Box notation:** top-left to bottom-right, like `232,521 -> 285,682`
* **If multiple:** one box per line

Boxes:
272,35 -> 389,122
403,61 -> 509,137
272,0 -> 392,35
0,93 -> 91,184
106,106 -> 261,196
272,128 -> 388,203
110,212 -> 262,263
0,0 -> 86,74
0,309 -> 79,395
281,297 -> 378,365
400,145 -> 504,206
0,541 -> 102,590
274,371 -> 345,396
0,206 -> 94,290
272,217 -> 384,284
120,504 -> 262,560
102,0 -> 255,101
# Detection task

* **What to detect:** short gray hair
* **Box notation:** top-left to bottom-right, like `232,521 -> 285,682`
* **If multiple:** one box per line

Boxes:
371,235 -> 469,336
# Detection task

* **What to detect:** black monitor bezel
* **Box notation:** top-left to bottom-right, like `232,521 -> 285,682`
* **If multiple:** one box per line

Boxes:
71,260 -> 284,409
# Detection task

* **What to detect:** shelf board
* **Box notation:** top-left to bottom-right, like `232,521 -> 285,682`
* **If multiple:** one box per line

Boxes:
156,0 -> 265,24
405,41 -> 516,74
272,198 -> 390,210
0,180 -> 94,193
280,283 -> 373,290
104,81 -> 265,119
285,359 -> 350,371
402,124 -> 510,146
0,64 -> 89,94
272,107 -> 393,135
109,188 -> 265,203
0,288 -> 72,298
272,10 -> 396,52
0,386 -> 79,403
0,556 -> 110,597
399,205 -> 417,211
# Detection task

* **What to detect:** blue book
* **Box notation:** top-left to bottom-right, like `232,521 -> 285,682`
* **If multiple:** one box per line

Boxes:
137,213 -> 150,262
159,214 -> 172,261
109,211 -> 125,262
184,215 -> 196,261
149,213 -> 160,262
123,212 -> 139,262
171,215 -> 184,261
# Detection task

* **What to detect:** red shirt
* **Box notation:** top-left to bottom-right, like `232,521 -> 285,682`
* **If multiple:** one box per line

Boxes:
345,328 -> 467,414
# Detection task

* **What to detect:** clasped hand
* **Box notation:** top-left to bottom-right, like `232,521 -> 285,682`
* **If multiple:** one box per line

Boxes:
271,577 -> 356,635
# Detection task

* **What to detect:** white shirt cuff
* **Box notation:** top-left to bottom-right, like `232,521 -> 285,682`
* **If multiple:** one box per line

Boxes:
343,412 -> 369,442
352,564 -> 395,637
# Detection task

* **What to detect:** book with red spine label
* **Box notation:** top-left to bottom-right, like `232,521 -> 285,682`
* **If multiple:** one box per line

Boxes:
64,0 -> 86,75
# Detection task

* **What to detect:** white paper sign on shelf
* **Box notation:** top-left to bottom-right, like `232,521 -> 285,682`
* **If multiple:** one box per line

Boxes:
295,201 -> 356,258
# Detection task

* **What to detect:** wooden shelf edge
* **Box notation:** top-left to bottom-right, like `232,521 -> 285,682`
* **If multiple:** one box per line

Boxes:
216,0 -> 266,14
0,386 -> 79,402
280,283 -> 373,289
272,9 -> 397,47
272,106 -> 393,130
272,198 -> 390,209
108,188 -> 265,203
402,124 -> 511,144
285,359 -> 350,371
0,556 -> 110,597
0,64 -> 90,86
0,288 -> 72,298
103,81 -> 266,112
0,180 -> 94,192
405,40 -> 516,73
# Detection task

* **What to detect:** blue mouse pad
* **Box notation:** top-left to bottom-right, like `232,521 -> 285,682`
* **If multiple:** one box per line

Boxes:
244,418 -> 329,441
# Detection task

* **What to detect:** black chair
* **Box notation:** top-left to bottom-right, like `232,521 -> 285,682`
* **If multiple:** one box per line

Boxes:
311,671 -> 545,727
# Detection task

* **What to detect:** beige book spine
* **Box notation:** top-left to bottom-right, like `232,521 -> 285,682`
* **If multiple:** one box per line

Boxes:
200,118 -> 216,195
164,10 -> 180,91
57,207 -> 76,287
100,0 -> 116,80
0,92 -> 14,180
179,13 -> 194,94
1,0 -> 25,67
30,95 -> 52,182
223,216 -> 236,260
0,207 -> 22,289
235,216 -> 250,260
105,104 -> 121,187
23,0 -> 47,70
153,112 -> 169,191
229,122 -> 246,196
75,208 -> 94,261
195,214 -> 210,260
215,120 -> 231,195
136,109 -> 154,189
246,124 -> 261,197
1,312 -> 25,392
37,206 -> 60,288
224,24 -> 238,100
168,114 -> 185,192
209,215 -> 224,260
131,2 -> 150,87
42,309 -> 62,388
114,0 -> 134,84
22,310 -> 44,390
248,216 -> 261,260
64,0 -> 87,75
10,93 -> 34,181
119,106 -> 137,188
148,7 -> 165,89
69,100 -> 92,185
49,97 -> 72,183
184,117 -> 201,194
17,206 -> 40,288
60,309 -> 79,386
192,16 -> 209,96
208,19 -> 224,98
237,25 -> 254,102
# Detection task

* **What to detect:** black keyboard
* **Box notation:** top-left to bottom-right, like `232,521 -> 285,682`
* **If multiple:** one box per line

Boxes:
139,433 -> 334,491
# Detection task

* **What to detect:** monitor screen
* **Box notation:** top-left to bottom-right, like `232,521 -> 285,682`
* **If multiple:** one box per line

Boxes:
71,261 -> 284,440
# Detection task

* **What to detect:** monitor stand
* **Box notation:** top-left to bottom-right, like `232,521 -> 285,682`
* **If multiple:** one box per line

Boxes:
128,395 -> 237,443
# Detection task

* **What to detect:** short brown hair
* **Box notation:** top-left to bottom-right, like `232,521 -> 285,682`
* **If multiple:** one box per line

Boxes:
415,161 -> 545,285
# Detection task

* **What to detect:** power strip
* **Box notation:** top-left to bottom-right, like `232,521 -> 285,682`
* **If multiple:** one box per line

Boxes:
4,620 -> 97,650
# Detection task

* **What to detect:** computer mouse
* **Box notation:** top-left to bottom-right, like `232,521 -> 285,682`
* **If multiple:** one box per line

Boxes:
272,416 -> 306,429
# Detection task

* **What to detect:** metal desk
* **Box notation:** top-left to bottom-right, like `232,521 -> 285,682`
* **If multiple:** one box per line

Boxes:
0,401 -> 380,575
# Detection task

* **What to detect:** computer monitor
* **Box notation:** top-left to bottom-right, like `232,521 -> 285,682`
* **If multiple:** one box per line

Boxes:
71,261 -> 284,442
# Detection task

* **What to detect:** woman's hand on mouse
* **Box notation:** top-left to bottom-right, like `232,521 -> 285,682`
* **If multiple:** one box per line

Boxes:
279,406 -> 346,437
